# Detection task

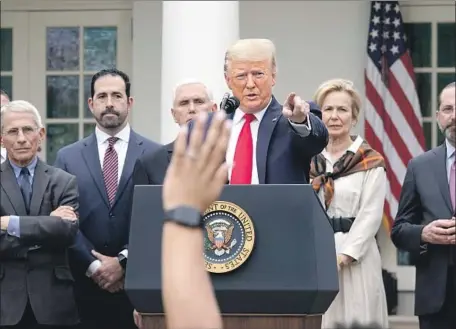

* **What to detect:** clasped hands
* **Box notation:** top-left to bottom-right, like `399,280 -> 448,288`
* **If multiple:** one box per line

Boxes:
90,250 -> 125,293
421,218 -> 456,245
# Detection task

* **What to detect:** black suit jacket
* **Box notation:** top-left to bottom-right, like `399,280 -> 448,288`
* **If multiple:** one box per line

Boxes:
132,142 -> 174,186
0,159 -> 79,326
391,143 -> 454,316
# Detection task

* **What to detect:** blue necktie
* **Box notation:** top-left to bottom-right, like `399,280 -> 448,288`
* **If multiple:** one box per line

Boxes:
19,167 -> 32,214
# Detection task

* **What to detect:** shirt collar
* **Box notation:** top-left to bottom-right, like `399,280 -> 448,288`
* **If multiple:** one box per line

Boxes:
95,124 -> 131,145
445,138 -> 455,160
9,156 -> 38,178
322,135 -> 364,160
232,97 -> 272,125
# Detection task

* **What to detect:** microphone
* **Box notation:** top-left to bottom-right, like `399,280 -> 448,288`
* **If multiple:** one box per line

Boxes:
219,92 -> 230,112
221,96 -> 240,114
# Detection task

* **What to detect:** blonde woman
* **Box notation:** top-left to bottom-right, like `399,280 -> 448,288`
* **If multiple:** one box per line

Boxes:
309,79 -> 389,328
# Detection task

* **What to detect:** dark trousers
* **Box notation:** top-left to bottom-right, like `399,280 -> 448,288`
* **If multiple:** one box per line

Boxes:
75,284 -> 136,329
1,302 -> 78,329
419,267 -> 456,329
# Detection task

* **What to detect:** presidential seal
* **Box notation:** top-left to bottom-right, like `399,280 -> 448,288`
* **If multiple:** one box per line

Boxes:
202,201 -> 255,274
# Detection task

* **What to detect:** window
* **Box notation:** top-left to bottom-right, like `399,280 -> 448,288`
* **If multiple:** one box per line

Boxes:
0,28 -> 13,98
43,26 -> 118,164
28,11 -> 131,164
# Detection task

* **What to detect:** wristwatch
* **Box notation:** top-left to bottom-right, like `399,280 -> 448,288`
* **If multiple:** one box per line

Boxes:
117,254 -> 127,270
164,206 -> 203,228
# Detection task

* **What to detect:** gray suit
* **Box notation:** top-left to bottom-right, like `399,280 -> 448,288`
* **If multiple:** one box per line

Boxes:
0,159 -> 80,327
391,143 -> 455,329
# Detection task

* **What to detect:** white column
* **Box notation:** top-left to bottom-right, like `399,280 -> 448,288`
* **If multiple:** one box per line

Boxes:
161,1 -> 239,144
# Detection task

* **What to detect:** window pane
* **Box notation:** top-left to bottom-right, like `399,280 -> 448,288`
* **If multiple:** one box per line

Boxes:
438,23 -> 456,67
84,123 -> 96,137
0,76 -> 12,99
397,250 -> 411,266
0,28 -> 13,71
83,27 -> 117,71
404,23 -> 431,67
46,27 -> 80,71
47,75 -> 79,118
437,73 -> 455,99
46,123 -> 79,165
84,75 -> 92,118
415,73 -> 432,117
423,121 -> 432,150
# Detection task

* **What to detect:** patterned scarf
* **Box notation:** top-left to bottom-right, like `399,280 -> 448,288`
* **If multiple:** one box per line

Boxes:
310,136 -> 386,210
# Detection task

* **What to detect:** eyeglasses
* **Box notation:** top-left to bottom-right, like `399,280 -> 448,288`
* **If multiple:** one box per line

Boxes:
2,126 -> 39,137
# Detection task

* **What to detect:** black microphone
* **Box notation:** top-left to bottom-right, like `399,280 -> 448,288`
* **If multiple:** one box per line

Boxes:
221,96 -> 240,114
219,92 -> 230,112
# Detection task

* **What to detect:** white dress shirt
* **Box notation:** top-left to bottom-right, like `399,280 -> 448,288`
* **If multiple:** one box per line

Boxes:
86,124 -> 131,277
226,97 -> 311,184
446,138 -> 455,183
0,147 -> 6,164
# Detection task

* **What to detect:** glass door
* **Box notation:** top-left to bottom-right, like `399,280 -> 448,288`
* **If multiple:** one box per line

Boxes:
28,11 -> 132,164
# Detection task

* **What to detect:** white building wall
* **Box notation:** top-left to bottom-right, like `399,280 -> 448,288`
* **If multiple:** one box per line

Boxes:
131,0 -> 370,142
4,0 -> 454,320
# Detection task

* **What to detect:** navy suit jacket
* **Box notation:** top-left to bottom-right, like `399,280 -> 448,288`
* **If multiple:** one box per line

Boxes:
189,96 -> 328,184
54,130 -> 160,275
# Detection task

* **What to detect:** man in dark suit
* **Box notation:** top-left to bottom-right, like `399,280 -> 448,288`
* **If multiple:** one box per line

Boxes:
133,79 -> 217,185
54,69 -> 161,329
391,82 -> 456,329
204,38 -> 327,185
0,100 -> 79,328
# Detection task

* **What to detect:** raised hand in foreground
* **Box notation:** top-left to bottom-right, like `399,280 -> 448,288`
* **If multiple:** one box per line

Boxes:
161,110 -> 231,329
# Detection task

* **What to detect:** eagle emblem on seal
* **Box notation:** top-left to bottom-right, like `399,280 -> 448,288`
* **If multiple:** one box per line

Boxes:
205,219 -> 237,257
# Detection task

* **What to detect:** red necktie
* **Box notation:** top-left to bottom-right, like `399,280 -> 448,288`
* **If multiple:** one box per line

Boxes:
231,114 -> 255,184
103,137 -> 119,205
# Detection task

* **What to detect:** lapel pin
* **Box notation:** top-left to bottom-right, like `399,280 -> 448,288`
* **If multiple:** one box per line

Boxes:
272,117 -> 278,122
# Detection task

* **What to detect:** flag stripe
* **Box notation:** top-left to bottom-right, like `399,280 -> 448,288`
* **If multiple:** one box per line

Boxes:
364,1 -> 425,233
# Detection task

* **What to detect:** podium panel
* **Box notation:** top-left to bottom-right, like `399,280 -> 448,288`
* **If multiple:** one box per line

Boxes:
126,184 -> 338,319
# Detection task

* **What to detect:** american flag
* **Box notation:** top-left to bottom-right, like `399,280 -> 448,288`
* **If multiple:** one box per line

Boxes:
364,1 -> 426,233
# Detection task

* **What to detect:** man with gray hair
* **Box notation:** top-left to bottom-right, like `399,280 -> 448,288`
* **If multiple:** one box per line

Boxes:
1,89 -> 11,163
0,100 -> 80,328
132,79 -> 217,186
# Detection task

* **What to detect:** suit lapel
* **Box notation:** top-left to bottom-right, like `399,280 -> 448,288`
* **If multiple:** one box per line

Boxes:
0,161 -> 27,215
82,133 -> 110,207
113,131 -> 143,207
29,160 -> 50,215
256,97 -> 281,184
166,142 -> 174,164
433,144 -> 452,213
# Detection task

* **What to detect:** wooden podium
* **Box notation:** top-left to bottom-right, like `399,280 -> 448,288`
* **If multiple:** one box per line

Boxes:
126,184 -> 338,329
140,314 -> 321,329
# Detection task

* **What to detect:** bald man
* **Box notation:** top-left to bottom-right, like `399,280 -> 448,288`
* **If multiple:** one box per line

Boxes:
132,79 -> 217,186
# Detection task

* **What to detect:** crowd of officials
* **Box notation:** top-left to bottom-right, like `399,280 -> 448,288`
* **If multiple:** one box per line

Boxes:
1,38 -> 455,329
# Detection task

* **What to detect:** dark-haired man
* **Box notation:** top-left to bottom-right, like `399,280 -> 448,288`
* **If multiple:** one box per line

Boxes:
392,82 -> 456,329
54,69 -> 161,329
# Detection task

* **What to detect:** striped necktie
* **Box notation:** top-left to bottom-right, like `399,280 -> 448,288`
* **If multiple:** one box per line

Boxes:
103,137 -> 119,206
